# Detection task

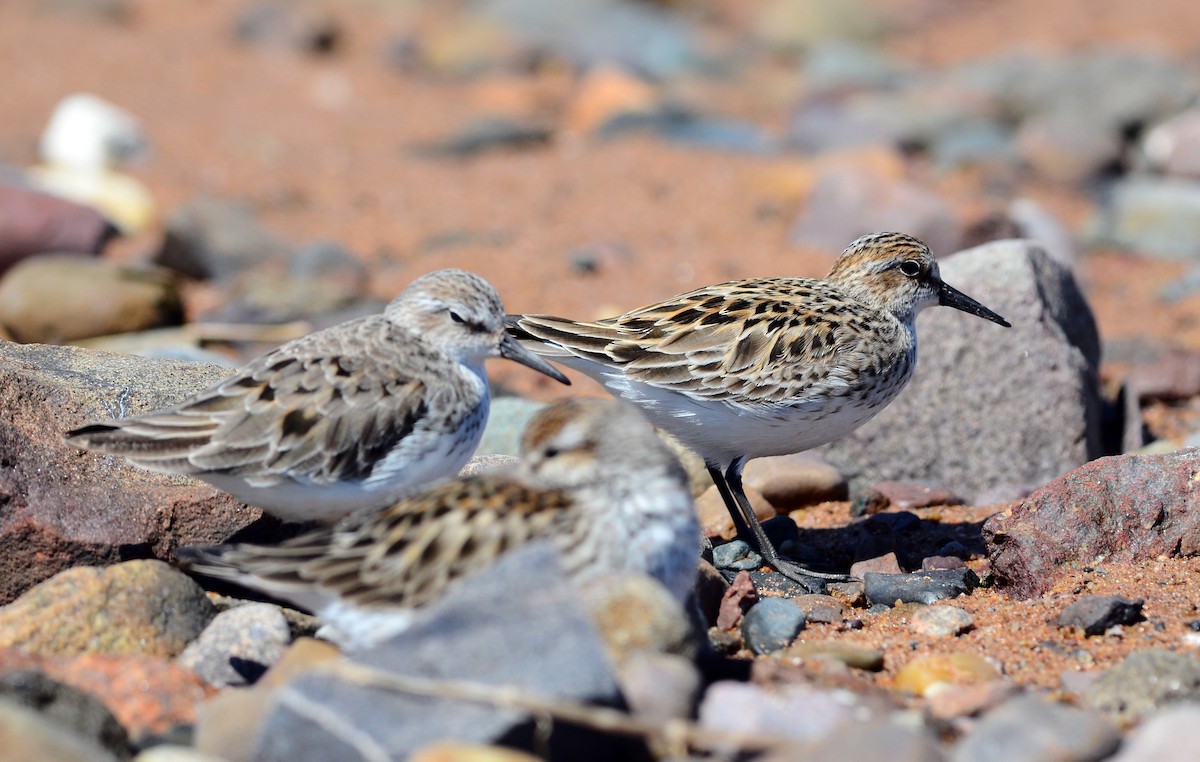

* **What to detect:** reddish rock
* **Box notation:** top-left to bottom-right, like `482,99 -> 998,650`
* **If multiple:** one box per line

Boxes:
0,340 -> 265,603
983,450 -> 1200,599
716,571 -> 758,631
0,648 -> 214,740
1127,350 -> 1200,402
850,552 -> 903,577
0,184 -> 114,272
865,481 -> 962,510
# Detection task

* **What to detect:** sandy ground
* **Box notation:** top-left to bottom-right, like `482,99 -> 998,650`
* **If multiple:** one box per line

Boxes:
4,0 -> 1200,703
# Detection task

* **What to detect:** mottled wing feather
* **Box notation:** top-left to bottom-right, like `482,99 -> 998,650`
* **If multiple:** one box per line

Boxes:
67,316 -> 435,484
181,477 -> 573,612
514,279 -> 902,404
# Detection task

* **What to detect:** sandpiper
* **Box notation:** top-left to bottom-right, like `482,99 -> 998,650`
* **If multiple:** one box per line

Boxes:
67,269 -> 570,522
179,397 -> 701,650
507,232 -> 1010,583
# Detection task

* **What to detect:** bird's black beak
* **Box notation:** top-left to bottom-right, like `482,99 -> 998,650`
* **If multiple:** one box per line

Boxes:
938,282 -> 1011,327
499,333 -> 571,384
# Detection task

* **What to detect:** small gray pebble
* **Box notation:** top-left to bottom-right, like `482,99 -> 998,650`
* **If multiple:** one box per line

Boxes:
713,540 -> 764,571
742,597 -> 806,655
1056,595 -> 1145,636
177,603 -> 292,687
910,605 -> 974,637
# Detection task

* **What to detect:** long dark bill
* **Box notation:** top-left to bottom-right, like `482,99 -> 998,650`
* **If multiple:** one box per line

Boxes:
499,334 -> 571,385
937,282 -> 1011,328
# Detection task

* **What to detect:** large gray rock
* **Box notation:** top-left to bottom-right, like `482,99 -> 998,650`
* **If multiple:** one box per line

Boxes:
951,695 -> 1119,762
252,543 -> 647,762
0,340 -> 262,602
820,240 -> 1102,503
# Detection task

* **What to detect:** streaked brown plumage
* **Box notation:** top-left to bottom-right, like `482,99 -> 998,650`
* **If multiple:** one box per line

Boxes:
179,398 -> 701,650
66,269 -> 569,522
507,232 -> 1011,584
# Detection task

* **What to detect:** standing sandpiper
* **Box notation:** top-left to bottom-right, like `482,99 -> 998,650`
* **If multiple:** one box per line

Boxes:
507,232 -> 1010,583
179,397 -> 701,650
67,269 -> 570,523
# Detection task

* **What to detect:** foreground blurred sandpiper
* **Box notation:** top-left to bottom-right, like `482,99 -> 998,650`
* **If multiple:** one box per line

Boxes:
67,269 -> 569,522
179,398 -> 701,650
507,232 -> 1010,583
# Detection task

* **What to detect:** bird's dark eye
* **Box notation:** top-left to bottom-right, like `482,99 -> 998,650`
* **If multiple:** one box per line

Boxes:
449,310 -> 466,324
899,261 -> 921,277
543,447 -> 561,459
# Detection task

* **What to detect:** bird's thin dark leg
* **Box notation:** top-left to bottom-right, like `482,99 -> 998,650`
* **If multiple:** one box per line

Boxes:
720,460 -> 852,583
705,463 -> 754,543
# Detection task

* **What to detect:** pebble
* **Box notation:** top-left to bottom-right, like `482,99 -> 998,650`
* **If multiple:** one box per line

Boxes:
476,397 -> 545,456
864,568 -> 979,607
1088,176 -> 1200,259
1142,108 -> 1200,178
193,639 -> 340,761
784,641 -> 884,671
579,573 -> 697,663
157,195 -> 290,280
698,680 -> 868,745
0,560 -> 215,658
0,255 -> 182,344
763,720 -> 944,762
864,481 -> 963,509
615,651 -> 700,722
789,594 -> 846,625
712,539 -> 764,571
233,3 -> 341,55
894,653 -> 1001,696
563,64 -> 658,134
177,603 -> 292,687
715,570 -> 758,631
0,699 -> 121,762
133,747 -> 227,762
910,605 -> 974,637
414,118 -> 553,158
742,453 -> 848,509
409,744 -> 543,762
1015,107 -> 1122,183
741,597 -> 806,655
925,680 -> 1020,721
1055,595 -> 1145,636
1083,649 -> 1200,722
788,163 -> 962,257
921,555 -> 966,571
0,184 -> 114,269
457,454 -> 519,478
850,552 -> 903,577
1107,704 -> 1200,762
0,669 -> 129,759
693,560 -> 729,627
951,694 -> 1120,762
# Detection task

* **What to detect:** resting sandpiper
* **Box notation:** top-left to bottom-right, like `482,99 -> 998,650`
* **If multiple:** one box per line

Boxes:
507,232 -> 1010,583
67,269 -> 570,522
179,397 -> 701,650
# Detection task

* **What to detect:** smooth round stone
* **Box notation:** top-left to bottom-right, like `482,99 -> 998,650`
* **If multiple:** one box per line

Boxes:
785,641 -> 884,671
1107,704 -> 1200,762
712,540 -> 764,571
1083,649 -> 1200,722
0,560 -> 214,658
790,594 -> 846,624
0,255 -> 182,344
698,483 -> 774,540
616,651 -> 700,722
742,597 -> 806,655
953,695 -> 1120,762
177,603 -> 292,687
910,605 -> 974,637
894,653 -> 1001,697
742,453 -> 847,509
